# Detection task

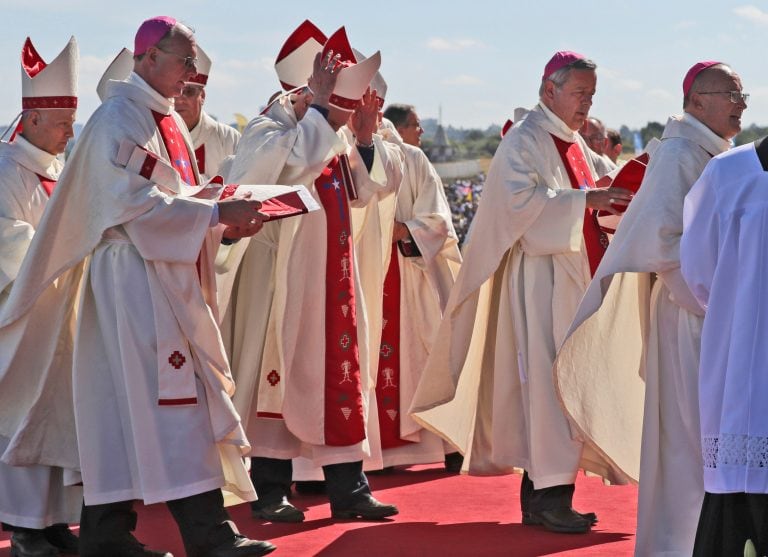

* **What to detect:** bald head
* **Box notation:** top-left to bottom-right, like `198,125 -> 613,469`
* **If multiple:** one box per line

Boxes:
579,117 -> 607,155
684,64 -> 747,140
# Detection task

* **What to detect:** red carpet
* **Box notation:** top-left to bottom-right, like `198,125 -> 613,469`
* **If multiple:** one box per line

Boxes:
0,464 -> 637,556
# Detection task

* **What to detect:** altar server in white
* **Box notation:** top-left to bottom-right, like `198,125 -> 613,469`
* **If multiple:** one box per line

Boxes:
681,132 -> 768,557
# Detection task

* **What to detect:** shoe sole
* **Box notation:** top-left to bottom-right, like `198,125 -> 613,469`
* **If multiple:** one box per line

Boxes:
331,508 -> 399,520
521,514 -> 591,534
523,512 -> 597,526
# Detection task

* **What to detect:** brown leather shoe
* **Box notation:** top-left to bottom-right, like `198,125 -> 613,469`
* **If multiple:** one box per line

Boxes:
523,508 -> 591,534
331,496 -> 399,520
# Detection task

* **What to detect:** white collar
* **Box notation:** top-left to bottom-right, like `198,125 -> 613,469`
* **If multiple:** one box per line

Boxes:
7,134 -> 63,179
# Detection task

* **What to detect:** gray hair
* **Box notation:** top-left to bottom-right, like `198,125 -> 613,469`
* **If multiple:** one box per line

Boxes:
538,58 -> 597,97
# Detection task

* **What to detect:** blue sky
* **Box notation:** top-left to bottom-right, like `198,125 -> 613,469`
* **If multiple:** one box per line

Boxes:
3,1 -> 768,131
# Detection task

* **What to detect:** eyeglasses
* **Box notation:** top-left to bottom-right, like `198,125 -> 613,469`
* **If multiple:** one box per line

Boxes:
156,46 -> 198,70
180,85 -> 203,98
697,91 -> 749,104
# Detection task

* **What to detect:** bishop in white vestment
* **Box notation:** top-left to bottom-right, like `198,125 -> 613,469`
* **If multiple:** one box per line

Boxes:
555,61 -> 744,556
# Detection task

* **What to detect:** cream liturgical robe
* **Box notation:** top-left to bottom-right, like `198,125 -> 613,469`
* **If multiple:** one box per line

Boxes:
219,97 -> 401,471
0,73 -> 254,506
189,110 -> 240,180
0,136 -> 81,528
376,122 -> 461,467
555,113 -> 729,556
682,142 -> 768,496
410,103 -> 601,488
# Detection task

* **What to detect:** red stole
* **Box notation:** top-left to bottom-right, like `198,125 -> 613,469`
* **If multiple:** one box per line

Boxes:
550,134 -> 608,276
194,145 -> 206,175
314,154 -> 366,446
152,111 -> 203,278
376,245 -> 412,449
152,111 -> 197,187
35,173 -> 55,197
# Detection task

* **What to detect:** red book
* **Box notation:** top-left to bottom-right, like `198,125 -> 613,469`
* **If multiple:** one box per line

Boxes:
219,184 -> 320,221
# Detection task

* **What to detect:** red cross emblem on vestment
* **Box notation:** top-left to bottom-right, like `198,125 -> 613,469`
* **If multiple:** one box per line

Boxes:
340,333 -> 351,350
267,370 -> 280,386
168,350 -> 186,369
380,343 -> 393,359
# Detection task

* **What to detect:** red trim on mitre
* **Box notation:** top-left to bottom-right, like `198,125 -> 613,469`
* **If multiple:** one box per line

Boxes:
188,73 -> 208,85
21,37 -> 47,78
501,119 -> 513,138
329,93 -> 360,111
22,96 -> 78,110
322,27 -> 357,64
276,19 -> 327,63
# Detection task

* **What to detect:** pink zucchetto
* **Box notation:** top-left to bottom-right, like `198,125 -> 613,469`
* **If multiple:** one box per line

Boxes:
683,61 -> 723,96
542,51 -> 586,81
134,16 -> 177,56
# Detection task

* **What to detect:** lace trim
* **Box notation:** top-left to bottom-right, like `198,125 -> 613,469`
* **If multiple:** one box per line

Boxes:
703,434 -> 768,469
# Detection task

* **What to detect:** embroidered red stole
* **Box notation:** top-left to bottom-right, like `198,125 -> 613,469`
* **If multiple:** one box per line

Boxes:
152,111 -> 203,276
194,145 -> 205,175
376,244 -> 412,449
152,111 -> 197,187
550,134 -> 608,276
314,154 -> 366,446
35,174 -> 55,197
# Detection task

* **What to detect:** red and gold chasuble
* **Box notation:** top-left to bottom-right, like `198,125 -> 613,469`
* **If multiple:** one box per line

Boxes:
375,244 -> 412,449
315,154 -> 366,446
550,134 -> 608,276
35,174 -> 55,197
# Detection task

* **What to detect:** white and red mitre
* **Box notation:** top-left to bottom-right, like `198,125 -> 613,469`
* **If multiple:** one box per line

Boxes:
275,19 -> 327,91
21,36 -> 79,110
322,28 -> 381,111
353,48 -> 387,103
187,45 -> 211,86
96,47 -> 134,101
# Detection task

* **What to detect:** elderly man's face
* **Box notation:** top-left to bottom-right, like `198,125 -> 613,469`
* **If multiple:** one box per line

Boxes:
174,84 -> 205,130
146,33 -> 198,98
544,69 -> 596,131
580,119 -> 606,155
692,71 -> 747,140
22,108 -> 76,156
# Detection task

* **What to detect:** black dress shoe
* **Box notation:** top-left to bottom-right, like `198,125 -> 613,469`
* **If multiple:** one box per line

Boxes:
252,499 -> 305,523
331,496 -> 399,520
444,452 -> 464,473
10,531 -> 58,557
203,534 -> 276,557
43,523 -> 79,554
522,508 -> 591,534
522,509 -> 598,526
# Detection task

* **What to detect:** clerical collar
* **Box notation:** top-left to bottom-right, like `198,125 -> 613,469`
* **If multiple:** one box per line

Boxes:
680,112 -> 732,155
11,134 -> 63,180
536,102 -> 578,142
126,72 -> 174,115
